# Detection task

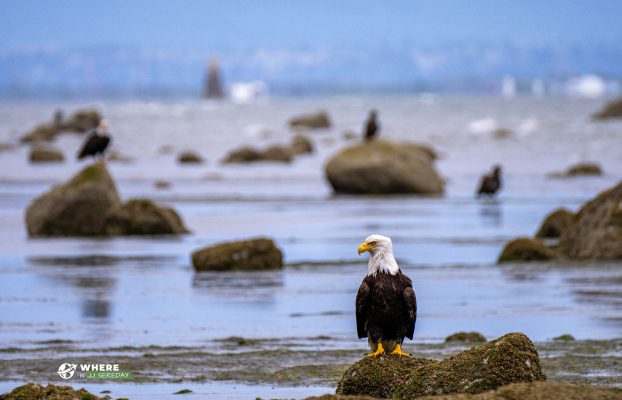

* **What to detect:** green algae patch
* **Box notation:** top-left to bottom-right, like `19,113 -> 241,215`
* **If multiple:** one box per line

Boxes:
445,332 -> 486,343
553,334 -> 575,341
0,383 -> 102,400
173,388 -> 193,394
336,355 -> 437,398
397,333 -> 546,398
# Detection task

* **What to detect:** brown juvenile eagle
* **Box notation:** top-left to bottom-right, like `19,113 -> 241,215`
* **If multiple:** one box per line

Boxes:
356,234 -> 417,357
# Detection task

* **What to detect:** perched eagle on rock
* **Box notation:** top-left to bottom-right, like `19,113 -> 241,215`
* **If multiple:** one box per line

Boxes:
356,234 -> 417,357
78,120 -> 111,160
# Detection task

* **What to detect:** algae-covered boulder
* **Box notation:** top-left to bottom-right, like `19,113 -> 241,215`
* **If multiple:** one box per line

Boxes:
291,134 -> 314,155
29,146 -> 64,163
593,97 -> 622,119
416,382 -> 622,400
397,333 -> 546,398
192,237 -> 283,271
445,332 -> 486,343
557,181 -> 622,259
498,238 -> 556,263
0,383 -> 101,400
25,162 -> 121,236
336,356 -> 437,398
104,199 -> 189,235
222,145 -> 293,163
535,208 -> 574,239
21,109 -> 101,142
178,151 -> 204,164
325,140 -> 444,195
289,111 -> 331,129
549,162 -> 603,178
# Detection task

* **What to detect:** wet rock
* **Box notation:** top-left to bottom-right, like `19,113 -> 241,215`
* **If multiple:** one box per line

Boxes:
445,332 -> 486,343
593,97 -> 622,119
557,181 -> 622,259
0,383 -> 102,400
498,238 -> 557,263
222,145 -> 293,163
549,162 -> 603,178
177,151 -> 204,164
325,140 -> 444,195
415,382 -> 622,400
337,356 -> 437,398
493,128 -> 512,139
397,333 -> 546,398
192,237 -> 283,271
104,199 -> 189,236
29,146 -> 64,163
289,111 -> 331,130
291,134 -> 314,155
342,130 -> 358,140
21,109 -> 102,143
25,162 -> 121,237
305,395 -> 378,400
337,333 -> 545,399
535,208 -> 575,239
553,334 -> 575,341
154,180 -> 172,190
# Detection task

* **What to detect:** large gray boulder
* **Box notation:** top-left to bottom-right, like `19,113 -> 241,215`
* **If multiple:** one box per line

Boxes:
325,140 -> 444,195
192,238 -> 283,271
104,199 -> 189,235
336,333 -> 545,399
25,163 -> 121,236
557,181 -> 622,259
289,111 -> 331,129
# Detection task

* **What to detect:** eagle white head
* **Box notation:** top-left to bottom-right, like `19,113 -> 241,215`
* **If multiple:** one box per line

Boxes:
358,234 -> 399,276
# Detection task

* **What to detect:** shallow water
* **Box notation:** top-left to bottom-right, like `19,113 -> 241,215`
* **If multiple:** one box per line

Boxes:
1,96 -> 622,398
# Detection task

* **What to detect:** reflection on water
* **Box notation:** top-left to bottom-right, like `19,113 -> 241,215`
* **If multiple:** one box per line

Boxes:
82,298 -> 111,319
192,271 -> 284,301
477,199 -> 503,227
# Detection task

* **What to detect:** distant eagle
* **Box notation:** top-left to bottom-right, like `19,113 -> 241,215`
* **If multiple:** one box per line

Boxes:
477,165 -> 502,197
356,234 -> 417,357
78,120 -> 111,160
364,110 -> 379,141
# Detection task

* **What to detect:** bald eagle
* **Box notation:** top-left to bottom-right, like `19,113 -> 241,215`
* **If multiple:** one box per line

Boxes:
356,234 -> 417,357
78,120 -> 111,160
477,165 -> 502,197
364,110 -> 379,141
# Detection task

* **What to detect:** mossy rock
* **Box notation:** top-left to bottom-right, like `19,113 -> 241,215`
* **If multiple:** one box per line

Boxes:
325,140 -> 444,195
593,97 -> 622,119
0,383 -> 102,399
104,199 -> 189,235
549,162 -> 603,178
445,332 -> 486,343
557,181 -> 622,259
535,208 -> 575,239
396,333 -> 546,398
20,109 -> 101,143
222,145 -> 292,164
291,134 -> 314,155
553,334 -> 575,341
177,151 -> 204,164
306,395 -> 381,400
289,111 -> 331,129
336,356 -> 437,398
416,382 -> 622,400
25,162 -> 121,236
192,237 -> 283,271
498,238 -> 556,263
29,146 -> 64,163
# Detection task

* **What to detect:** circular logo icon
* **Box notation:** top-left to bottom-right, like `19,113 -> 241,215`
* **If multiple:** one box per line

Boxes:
57,363 -> 77,379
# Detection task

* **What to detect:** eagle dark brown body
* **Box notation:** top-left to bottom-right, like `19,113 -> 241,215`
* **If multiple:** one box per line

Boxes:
356,270 -> 417,352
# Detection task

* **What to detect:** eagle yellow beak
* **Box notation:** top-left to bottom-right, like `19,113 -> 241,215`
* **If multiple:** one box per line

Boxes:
358,242 -> 372,255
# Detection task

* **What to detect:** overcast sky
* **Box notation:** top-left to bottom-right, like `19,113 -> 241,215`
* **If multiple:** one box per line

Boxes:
2,0 -> 622,49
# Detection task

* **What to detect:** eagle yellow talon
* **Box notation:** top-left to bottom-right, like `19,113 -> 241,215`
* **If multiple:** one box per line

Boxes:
367,343 -> 385,357
391,344 -> 410,357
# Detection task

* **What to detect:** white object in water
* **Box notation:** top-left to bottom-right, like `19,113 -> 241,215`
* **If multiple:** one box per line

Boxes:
566,74 -> 606,98
502,76 -> 516,99
468,117 -> 498,136
231,81 -> 269,103
518,118 -> 539,137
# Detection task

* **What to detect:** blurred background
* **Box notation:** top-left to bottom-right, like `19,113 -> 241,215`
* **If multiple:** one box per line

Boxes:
1,1 -> 622,399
